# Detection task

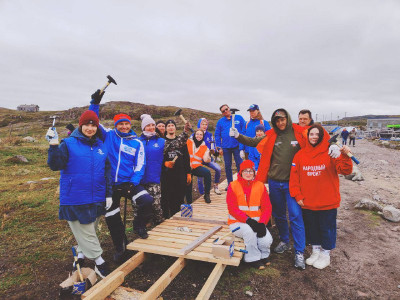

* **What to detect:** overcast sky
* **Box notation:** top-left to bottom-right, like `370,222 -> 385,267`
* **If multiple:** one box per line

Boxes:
1,0 -> 399,121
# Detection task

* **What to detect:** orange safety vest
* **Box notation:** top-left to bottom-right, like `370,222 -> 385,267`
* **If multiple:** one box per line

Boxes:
187,139 -> 207,169
228,180 -> 265,225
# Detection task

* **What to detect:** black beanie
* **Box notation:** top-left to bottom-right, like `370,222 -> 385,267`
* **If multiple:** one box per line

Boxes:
156,120 -> 166,126
165,119 -> 176,127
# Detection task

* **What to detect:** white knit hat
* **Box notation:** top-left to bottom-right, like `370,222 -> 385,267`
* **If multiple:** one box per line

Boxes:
140,114 -> 155,131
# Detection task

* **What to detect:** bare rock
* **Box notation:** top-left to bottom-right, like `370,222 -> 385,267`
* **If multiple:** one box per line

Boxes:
345,165 -> 364,181
354,199 -> 383,212
382,206 -> 400,222
357,291 -> 369,297
7,155 -> 28,163
373,195 -> 381,201
245,290 -> 253,297
381,141 -> 390,147
22,136 -> 36,143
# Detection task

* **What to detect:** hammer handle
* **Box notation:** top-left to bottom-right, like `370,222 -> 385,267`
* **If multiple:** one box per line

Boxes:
335,142 -> 360,164
100,82 -> 110,94
71,247 -> 84,282
231,114 -> 235,128
179,114 -> 187,123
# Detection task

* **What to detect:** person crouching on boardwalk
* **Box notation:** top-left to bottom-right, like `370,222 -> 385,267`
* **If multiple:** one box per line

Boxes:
227,160 -> 273,270
289,124 -> 353,269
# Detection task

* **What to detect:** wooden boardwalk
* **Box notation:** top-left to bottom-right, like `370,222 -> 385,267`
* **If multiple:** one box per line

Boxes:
83,182 -> 244,300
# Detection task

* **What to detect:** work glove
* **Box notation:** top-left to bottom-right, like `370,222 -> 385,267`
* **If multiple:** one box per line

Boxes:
255,222 -> 267,238
105,197 -> 112,210
186,174 -> 192,185
229,127 -> 239,138
240,150 -> 246,160
164,161 -> 175,168
328,144 -> 341,158
46,127 -> 59,145
184,121 -> 192,133
246,217 -> 259,233
90,89 -> 105,104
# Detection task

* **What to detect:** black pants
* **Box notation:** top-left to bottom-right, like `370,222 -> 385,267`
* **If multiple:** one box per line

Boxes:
161,174 -> 186,219
105,184 -> 153,252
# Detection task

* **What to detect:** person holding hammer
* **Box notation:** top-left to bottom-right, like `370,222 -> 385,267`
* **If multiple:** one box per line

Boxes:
215,104 -> 245,188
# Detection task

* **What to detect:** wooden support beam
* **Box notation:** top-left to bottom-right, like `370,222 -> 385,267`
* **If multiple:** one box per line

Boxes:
196,263 -> 226,300
172,216 -> 227,225
82,251 -> 145,299
140,257 -> 186,299
178,225 -> 222,256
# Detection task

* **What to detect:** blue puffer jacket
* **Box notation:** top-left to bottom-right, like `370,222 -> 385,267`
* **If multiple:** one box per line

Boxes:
215,115 -> 245,149
243,119 -> 271,153
248,146 -> 261,171
196,118 -> 215,150
48,129 -> 108,206
139,134 -> 165,185
89,104 -> 145,186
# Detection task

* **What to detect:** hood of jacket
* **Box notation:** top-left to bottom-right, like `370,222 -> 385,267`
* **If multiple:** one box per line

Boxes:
197,118 -> 208,131
271,108 -> 293,134
303,129 -> 330,158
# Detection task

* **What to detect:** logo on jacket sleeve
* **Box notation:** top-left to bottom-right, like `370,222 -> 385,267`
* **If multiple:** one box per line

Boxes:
153,143 -> 160,148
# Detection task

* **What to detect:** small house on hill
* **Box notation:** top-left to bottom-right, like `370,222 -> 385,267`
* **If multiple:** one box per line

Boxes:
17,104 -> 39,112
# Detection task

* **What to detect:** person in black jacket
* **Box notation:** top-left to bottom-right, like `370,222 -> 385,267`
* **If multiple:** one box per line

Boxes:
161,119 -> 192,218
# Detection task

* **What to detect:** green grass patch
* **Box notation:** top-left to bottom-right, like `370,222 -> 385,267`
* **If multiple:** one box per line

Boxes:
0,270 -> 34,292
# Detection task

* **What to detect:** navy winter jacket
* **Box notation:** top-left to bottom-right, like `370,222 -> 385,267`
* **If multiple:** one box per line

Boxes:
48,129 -> 109,206
89,104 -> 146,186
215,115 -> 245,149
139,134 -> 165,185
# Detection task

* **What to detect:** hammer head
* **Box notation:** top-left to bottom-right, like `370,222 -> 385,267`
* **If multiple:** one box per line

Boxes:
174,108 -> 182,116
230,108 -> 239,114
107,75 -> 117,85
328,134 -> 339,144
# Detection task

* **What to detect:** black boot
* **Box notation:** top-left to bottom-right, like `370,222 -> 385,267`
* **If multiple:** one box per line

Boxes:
204,193 -> 211,203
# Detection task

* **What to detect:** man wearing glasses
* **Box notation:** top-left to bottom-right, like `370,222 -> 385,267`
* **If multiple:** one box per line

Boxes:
215,104 -> 245,188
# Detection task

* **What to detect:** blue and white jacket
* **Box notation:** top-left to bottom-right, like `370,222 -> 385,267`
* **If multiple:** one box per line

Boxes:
215,114 -> 245,149
48,129 -> 109,205
195,118 -> 215,150
89,104 -> 145,186
139,133 -> 165,185
243,119 -> 271,153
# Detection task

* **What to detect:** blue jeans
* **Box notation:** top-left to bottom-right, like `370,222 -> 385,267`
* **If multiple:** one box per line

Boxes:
222,147 -> 242,184
197,159 -> 221,194
268,179 -> 305,253
186,166 -> 211,203
302,208 -> 337,250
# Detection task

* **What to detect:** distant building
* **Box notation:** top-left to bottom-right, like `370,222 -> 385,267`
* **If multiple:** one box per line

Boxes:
367,118 -> 400,129
17,104 -> 40,112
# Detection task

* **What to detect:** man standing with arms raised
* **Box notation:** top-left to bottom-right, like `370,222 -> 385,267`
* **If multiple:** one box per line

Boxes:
215,104 -> 245,188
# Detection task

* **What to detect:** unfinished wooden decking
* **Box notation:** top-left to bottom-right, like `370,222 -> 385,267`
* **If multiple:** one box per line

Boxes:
82,184 -> 245,300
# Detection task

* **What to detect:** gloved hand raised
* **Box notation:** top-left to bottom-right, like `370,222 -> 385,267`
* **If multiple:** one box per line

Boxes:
329,144 -> 341,158
240,150 -> 246,160
105,197 -> 112,210
186,174 -> 192,185
255,222 -> 266,237
164,161 -> 175,168
229,127 -> 239,138
46,127 -> 59,145
91,89 -> 105,104
246,217 -> 258,233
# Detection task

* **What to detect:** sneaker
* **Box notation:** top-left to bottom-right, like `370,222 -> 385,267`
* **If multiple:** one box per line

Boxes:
274,241 -> 291,253
260,257 -> 271,266
313,253 -> 330,269
306,251 -> 320,266
247,260 -> 265,270
95,262 -> 110,278
294,252 -> 306,270
72,258 -> 85,271
214,186 -> 222,195
204,193 -> 211,203
135,228 -> 149,239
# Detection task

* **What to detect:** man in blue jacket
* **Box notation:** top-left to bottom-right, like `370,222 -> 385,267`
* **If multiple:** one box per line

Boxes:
215,104 -> 245,186
89,90 -> 153,262
242,104 -> 271,160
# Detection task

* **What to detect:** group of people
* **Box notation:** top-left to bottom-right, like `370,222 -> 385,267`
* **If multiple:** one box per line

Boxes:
46,90 -> 354,279
341,127 -> 357,146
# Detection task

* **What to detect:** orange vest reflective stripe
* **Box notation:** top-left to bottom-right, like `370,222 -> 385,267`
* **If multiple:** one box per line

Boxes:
187,139 -> 207,169
228,180 -> 264,225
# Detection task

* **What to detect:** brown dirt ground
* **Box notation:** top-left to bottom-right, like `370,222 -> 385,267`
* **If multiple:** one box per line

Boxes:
3,140 -> 400,299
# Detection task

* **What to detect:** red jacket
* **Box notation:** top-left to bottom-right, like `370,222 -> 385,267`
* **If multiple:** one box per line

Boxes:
289,136 -> 353,210
255,124 -> 306,183
226,174 -> 272,224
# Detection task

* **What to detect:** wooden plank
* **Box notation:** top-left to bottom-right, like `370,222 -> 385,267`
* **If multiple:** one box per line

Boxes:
196,263 -> 226,300
140,257 -> 186,299
177,225 -> 222,256
82,252 -> 145,299
172,216 -> 227,225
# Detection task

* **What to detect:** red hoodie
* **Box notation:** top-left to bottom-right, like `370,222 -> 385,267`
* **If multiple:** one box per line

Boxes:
226,173 -> 272,224
289,135 -> 353,210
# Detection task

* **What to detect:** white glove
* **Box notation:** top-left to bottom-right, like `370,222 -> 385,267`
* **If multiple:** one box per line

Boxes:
105,197 -> 112,210
240,150 -> 246,160
329,144 -> 341,158
229,127 -> 239,138
46,127 -> 59,145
